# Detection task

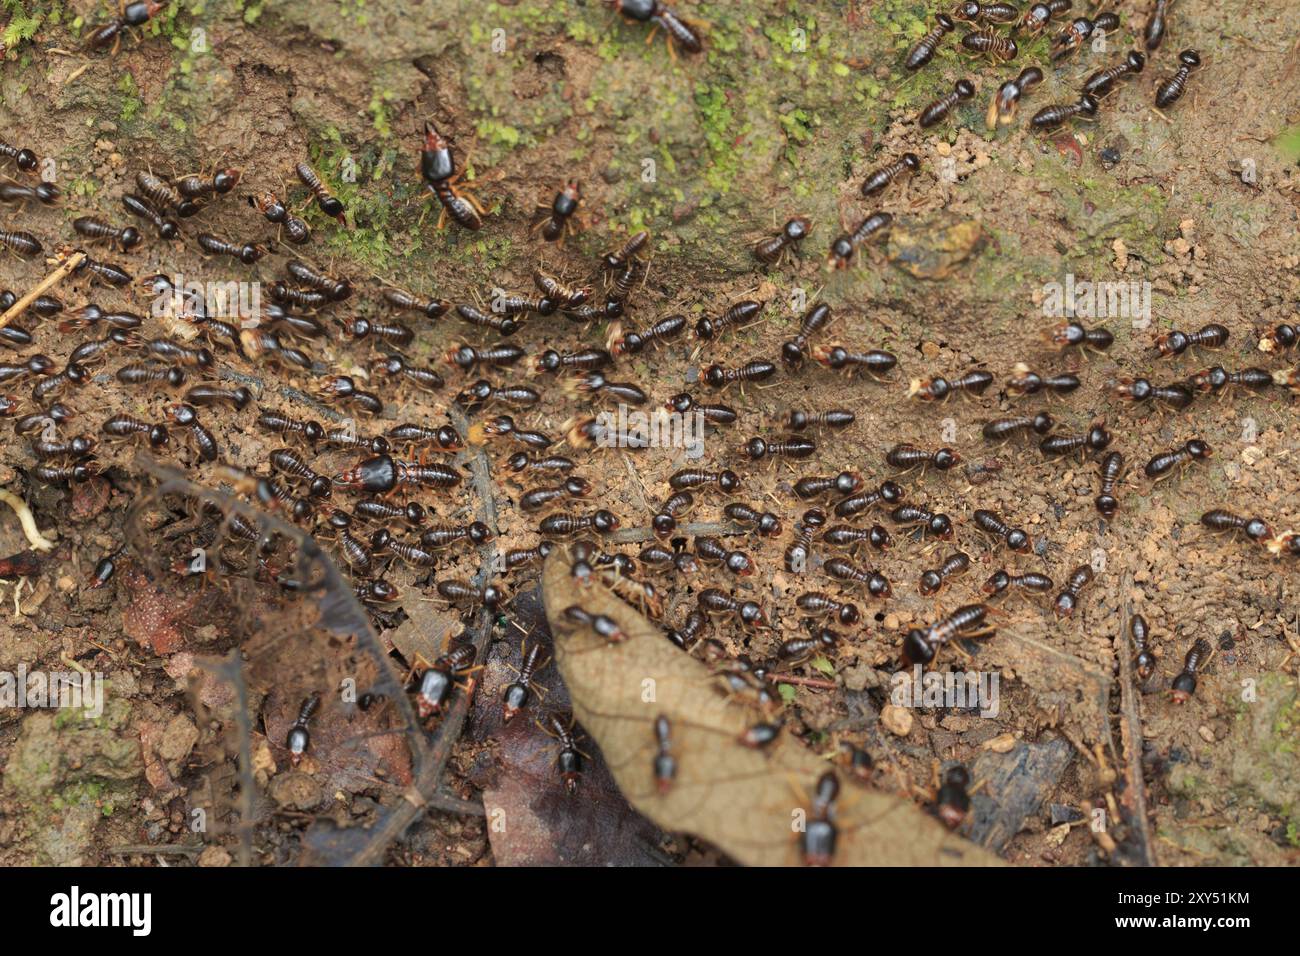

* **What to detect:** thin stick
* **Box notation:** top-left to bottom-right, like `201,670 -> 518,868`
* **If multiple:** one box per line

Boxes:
0,251 -> 85,330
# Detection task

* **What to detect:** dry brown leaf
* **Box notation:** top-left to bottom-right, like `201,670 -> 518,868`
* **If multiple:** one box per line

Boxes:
542,549 -> 1001,867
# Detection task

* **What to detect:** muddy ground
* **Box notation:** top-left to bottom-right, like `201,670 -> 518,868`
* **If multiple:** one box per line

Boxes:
0,0 -> 1297,866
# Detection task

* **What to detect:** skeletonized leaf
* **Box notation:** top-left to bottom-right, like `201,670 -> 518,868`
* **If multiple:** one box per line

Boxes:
542,549 -> 1001,867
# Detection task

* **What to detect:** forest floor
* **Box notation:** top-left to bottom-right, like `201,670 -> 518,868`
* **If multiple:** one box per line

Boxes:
0,0 -> 1297,867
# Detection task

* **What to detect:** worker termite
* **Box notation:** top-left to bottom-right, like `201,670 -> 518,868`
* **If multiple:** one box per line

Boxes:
567,370 -> 648,406
520,477 -> 593,513
920,548 -> 972,595
664,392 -> 738,427
503,541 -> 555,573
669,469 -> 742,494
415,643 -> 478,718
886,443 -> 961,472
1130,614 -> 1156,681
1111,377 -> 1194,409
781,302 -> 833,368
798,771 -> 841,866
745,436 -> 816,461
652,715 -> 677,793
987,66 -> 1044,128
973,509 -> 1032,552
73,217 -> 141,252
724,502 -> 782,537
0,290 -> 62,317
861,153 -> 920,197
601,230 -> 649,273
116,362 -> 185,389
535,348 -> 612,374
666,607 -> 707,647
295,162 -> 345,221
1189,366 -> 1273,395
538,510 -> 619,537
652,490 -> 695,538
1006,364 -> 1080,397
1095,451 -> 1124,516
437,579 -> 505,611
961,29 -> 1018,61
1170,638 -> 1210,703
639,543 -> 699,576
504,452 -> 573,475
695,537 -> 754,577
285,694 -> 320,767
890,504 -> 954,540
1030,94 -> 1099,131
906,13 -> 955,70
1200,509 -> 1271,542
372,356 -> 445,394
1020,0 -> 1070,35
1050,14 -> 1118,62
316,375 -> 384,415
257,410 -> 324,444
420,522 -> 494,551
701,360 -> 777,389
0,354 -> 56,384
184,384 -> 253,411
267,283 -> 329,311
499,641 -> 547,723
786,408 -> 855,432
608,315 -> 685,356
811,344 -> 898,377
353,499 -> 427,528
825,556 -> 891,597
269,448 -> 333,498
166,403 -> 219,462
753,216 -> 812,265
176,167 -> 240,201
698,588 -> 770,630
833,480 -> 905,519
1083,51 -> 1146,98
32,463 -> 97,483
387,423 -> 463,452
982,569 -> 1053,599
778,626 -> 842,666
983,412 -> 1055,441
1257,323 -> 1296,354
696,300 -> 763,341
444,343 -> 525,372
952,1 -> 1019,24
794,471 -> 863,501
1053,565 -> 1094,618
383,287 -> 451,319
785,508 -> 826,573
1144,439 -> 1211,480
919,79 -> 976,128
249,190 -> 311,243
823,523 -> 891,552
1154,323 -> 1228,357
32,363 -> 89,403
604,0 -> 702,54
286,260 -> 352,301
0,230 -> 42,258
196,233 -> 262,265
827,212 -> 893,269
31,434 -> 96,461
343,317 -> 414,350
454,303 -> 519,337
908,370 -> 994,401
146,338 -> 213,368
1155,50 -> 1201,109
1039,421 -> 1111,457
900,604 -> 990,666
476,414 -> 555,449
935,766 -> 971,829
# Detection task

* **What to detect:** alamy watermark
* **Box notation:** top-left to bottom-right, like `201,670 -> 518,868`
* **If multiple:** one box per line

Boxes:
594,405 -> 706,459
1041,273 -> 1151,325
0,665 -> 104,718
891,665 -> 1000,718
151,273 -> 263,326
